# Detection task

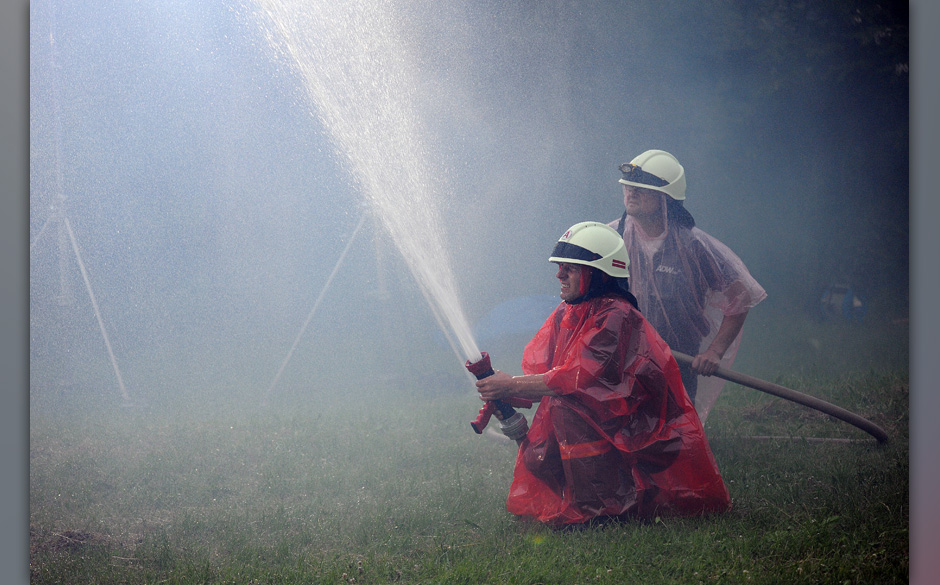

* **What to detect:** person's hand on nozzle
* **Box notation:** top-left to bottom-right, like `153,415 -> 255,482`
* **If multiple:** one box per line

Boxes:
476,370 -> 514,403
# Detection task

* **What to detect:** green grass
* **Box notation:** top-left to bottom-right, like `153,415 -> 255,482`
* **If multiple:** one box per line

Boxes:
30,310 -> 908,584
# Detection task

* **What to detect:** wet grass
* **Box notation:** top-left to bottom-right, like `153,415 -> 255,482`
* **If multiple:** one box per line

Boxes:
30,301 -> 909,584
30,359 -> 908,584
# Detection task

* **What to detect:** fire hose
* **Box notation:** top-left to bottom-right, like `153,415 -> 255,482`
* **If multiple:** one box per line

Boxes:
671,350 -> 889,444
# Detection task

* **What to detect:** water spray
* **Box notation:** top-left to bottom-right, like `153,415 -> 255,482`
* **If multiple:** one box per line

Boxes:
466,352 -> 531,443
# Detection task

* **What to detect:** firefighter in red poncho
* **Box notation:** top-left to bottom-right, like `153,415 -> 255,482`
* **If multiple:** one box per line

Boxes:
476,221 -> 730,526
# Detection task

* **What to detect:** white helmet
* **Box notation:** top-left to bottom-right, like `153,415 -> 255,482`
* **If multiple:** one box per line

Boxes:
618,149 -> 686,201
549,221 -> 629,278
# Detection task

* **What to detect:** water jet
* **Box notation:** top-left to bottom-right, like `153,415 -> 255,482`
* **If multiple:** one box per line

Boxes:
254,0 -> 483,373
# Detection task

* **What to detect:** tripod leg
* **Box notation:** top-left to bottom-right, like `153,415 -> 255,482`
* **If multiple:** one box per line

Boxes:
62,215 -> 132,404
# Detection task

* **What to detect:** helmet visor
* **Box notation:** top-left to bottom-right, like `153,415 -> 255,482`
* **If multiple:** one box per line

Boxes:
550,241 -> 602,263
619,163 -> 669,188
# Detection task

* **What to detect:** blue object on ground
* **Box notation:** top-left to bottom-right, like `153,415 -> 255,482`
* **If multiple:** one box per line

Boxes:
819,284 -> 867,322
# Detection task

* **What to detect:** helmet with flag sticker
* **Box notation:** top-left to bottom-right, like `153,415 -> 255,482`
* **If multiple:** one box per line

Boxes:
549,221 -> 630,278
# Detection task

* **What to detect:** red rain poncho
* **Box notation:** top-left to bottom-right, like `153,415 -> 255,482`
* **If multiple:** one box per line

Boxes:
506,294 -> 730,525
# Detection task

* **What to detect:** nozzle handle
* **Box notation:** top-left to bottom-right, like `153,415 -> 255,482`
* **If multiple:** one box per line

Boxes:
467,352 -> 525,434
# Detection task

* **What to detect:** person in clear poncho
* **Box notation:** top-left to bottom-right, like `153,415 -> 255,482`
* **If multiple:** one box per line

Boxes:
609,150 -> 767,421
476,221 -> 730,526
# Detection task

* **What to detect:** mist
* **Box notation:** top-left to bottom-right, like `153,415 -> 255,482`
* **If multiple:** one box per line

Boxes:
29,0 -> 908,413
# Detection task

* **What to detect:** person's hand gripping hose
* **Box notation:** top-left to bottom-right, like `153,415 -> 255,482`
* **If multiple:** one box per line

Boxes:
466,352 -> 531,443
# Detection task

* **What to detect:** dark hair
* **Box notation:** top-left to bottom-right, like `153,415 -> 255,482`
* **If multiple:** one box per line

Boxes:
615,193 -> 695,236
569,267 -> 639,310
666,197 -> 695,230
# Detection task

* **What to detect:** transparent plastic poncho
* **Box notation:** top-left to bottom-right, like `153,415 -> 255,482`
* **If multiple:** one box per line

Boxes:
611,213 -> 767,421
506,296 -> 730,525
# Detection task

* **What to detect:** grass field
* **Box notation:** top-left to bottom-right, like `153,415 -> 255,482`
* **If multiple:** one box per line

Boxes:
29,310 -> 909,584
